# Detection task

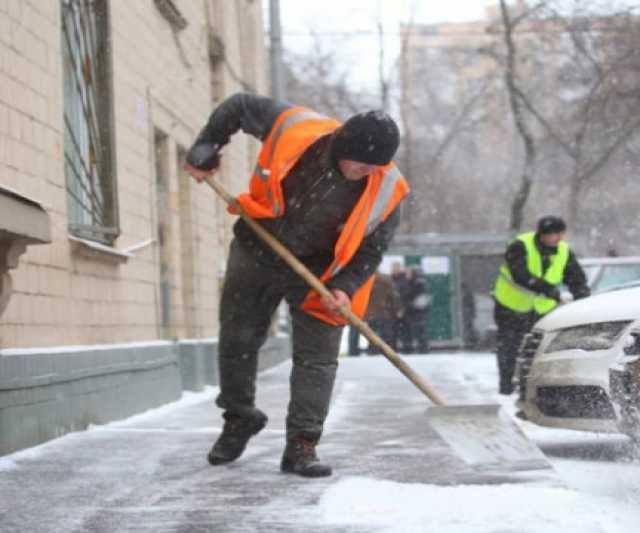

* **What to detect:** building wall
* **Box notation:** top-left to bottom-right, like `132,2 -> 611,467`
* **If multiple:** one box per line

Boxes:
0,0 -> 269,348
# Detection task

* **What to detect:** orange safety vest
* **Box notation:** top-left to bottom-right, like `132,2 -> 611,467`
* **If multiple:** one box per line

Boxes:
232,106 -> 410,325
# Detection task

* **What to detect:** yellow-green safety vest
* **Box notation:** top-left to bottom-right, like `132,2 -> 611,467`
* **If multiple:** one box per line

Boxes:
494,231 -> 569,315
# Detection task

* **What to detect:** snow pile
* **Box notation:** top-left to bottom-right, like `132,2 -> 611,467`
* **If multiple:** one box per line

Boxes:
315,476 -> 636,533
0,386 -> 219,472
95,386 -> 218,428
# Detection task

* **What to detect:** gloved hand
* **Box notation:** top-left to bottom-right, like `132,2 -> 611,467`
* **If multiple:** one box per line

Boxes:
544,287 -> 562,302
186,142 -> 221,171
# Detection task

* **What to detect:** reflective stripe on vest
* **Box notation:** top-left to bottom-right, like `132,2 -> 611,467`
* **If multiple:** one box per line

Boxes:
494,231 -> 569,315
365,166 -> 403,236
254,163 -> 270,181
328,167 -> 404,277
234,107 -> 338,219
253,110 -> 327,183
305,167 -> 409,326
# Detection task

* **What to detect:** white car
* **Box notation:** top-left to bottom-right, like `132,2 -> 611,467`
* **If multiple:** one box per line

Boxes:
518,287 -> 640,434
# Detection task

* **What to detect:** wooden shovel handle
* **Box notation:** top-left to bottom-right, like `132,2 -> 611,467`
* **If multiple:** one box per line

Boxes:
204,175 -> 447,406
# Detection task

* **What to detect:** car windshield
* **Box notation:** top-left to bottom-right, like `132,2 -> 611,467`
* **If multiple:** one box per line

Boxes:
593,264 -> 640,292
581,265 -> 600,286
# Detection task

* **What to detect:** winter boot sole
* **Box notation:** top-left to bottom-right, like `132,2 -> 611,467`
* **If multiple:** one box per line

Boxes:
280,457 -> 332,478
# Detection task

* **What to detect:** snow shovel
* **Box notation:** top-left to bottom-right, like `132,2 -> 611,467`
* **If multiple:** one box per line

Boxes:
203,175 -> 549,472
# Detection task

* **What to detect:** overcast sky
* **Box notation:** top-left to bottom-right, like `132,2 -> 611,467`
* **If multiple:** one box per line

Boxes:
278,0 -> 495,32
269,0 -> 639,96
271,0 -> 496,94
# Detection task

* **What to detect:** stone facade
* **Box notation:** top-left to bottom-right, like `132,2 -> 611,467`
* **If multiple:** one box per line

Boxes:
0,0 -> 269,348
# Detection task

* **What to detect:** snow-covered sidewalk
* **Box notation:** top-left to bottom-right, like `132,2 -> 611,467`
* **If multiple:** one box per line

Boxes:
1,353 -> 638,532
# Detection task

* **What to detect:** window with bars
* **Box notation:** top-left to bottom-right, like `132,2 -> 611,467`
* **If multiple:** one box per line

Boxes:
62,0 -> 119,245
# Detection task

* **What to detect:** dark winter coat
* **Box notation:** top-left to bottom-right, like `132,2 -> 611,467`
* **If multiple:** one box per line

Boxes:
405,271 -> 432,316
364,273 -> 400,321
391,272 -> 410,315
188,92 -> 401,298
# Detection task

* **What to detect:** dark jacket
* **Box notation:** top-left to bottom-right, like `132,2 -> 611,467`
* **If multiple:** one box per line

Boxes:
406,270 -> 432,316
187,93 -> 401,298
364,273 -> 400,321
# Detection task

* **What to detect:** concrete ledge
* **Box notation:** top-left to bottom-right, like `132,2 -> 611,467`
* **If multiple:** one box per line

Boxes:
0,342 -> 181,456
0,185 -> 50,244
177,339 -> 216,391
176,335 -> 291,391
0,336 -> 291,456
0,186 -> 51,322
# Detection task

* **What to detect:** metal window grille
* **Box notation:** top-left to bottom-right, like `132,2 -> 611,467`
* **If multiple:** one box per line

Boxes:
62,0 -> 119,245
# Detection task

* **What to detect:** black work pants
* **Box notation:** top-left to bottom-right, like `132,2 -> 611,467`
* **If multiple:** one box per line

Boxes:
366,318 -> 396,354
394,315 -> 412,353
408,310 -> 429,352
493,302 -> 540,394
348,326 -> 361,356
216,239 -> 343,442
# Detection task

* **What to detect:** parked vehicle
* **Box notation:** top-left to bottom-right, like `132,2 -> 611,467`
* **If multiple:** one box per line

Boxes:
517,287 -> 640,434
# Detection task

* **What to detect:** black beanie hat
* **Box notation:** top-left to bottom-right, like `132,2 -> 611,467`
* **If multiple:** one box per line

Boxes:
331,110 -> 400,166
537,215 -> 567,235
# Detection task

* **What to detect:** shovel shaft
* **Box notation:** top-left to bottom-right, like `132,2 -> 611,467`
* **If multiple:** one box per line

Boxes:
204,175 -> 447,406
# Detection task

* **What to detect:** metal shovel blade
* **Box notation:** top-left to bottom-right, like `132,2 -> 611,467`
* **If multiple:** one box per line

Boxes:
425,404 -> 551,472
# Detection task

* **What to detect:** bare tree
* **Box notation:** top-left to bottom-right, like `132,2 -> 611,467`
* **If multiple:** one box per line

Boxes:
486,0 -> 640,253
282,32 -> 377,119
495,0 -> 552,232
398,16 -> 502,234
515,3 -> 640,228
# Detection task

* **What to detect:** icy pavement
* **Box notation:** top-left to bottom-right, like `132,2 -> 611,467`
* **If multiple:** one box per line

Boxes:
1,353 -> 639,532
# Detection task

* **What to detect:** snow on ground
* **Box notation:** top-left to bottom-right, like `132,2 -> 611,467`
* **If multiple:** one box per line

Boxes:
310,476 -> 637,533
2,353 -> 639,532
0,386 -> 219,472
96,386 -> 219,428
304,352 -> 640,533
0,430 -> 88,473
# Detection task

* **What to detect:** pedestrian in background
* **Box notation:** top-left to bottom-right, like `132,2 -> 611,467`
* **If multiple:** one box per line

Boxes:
347,325 -> 361,356
390,262 -> 411,353
405,266 -> 432,353
364,270 -> 400,354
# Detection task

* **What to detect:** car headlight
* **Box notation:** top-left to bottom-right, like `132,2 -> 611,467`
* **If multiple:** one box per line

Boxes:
545,320 -> 632,353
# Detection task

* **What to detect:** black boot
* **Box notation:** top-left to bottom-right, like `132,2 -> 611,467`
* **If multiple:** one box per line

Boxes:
207,409 -> 268,465
280,438 -> 332,478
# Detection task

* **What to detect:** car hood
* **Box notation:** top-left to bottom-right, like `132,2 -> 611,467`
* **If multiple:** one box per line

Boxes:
535,287 -> 640,331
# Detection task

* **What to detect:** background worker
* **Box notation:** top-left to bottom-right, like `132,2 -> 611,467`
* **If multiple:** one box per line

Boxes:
404,266 -> 432,353
390,262 -> 411,352
363,269 -> 401,354
493,215 -> 590,395
348,323 -> 362,356
185,93 -> 409,477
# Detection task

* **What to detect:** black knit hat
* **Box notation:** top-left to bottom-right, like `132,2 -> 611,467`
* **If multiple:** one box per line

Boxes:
331,110 -> 400,166
537,215 -> 567,235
